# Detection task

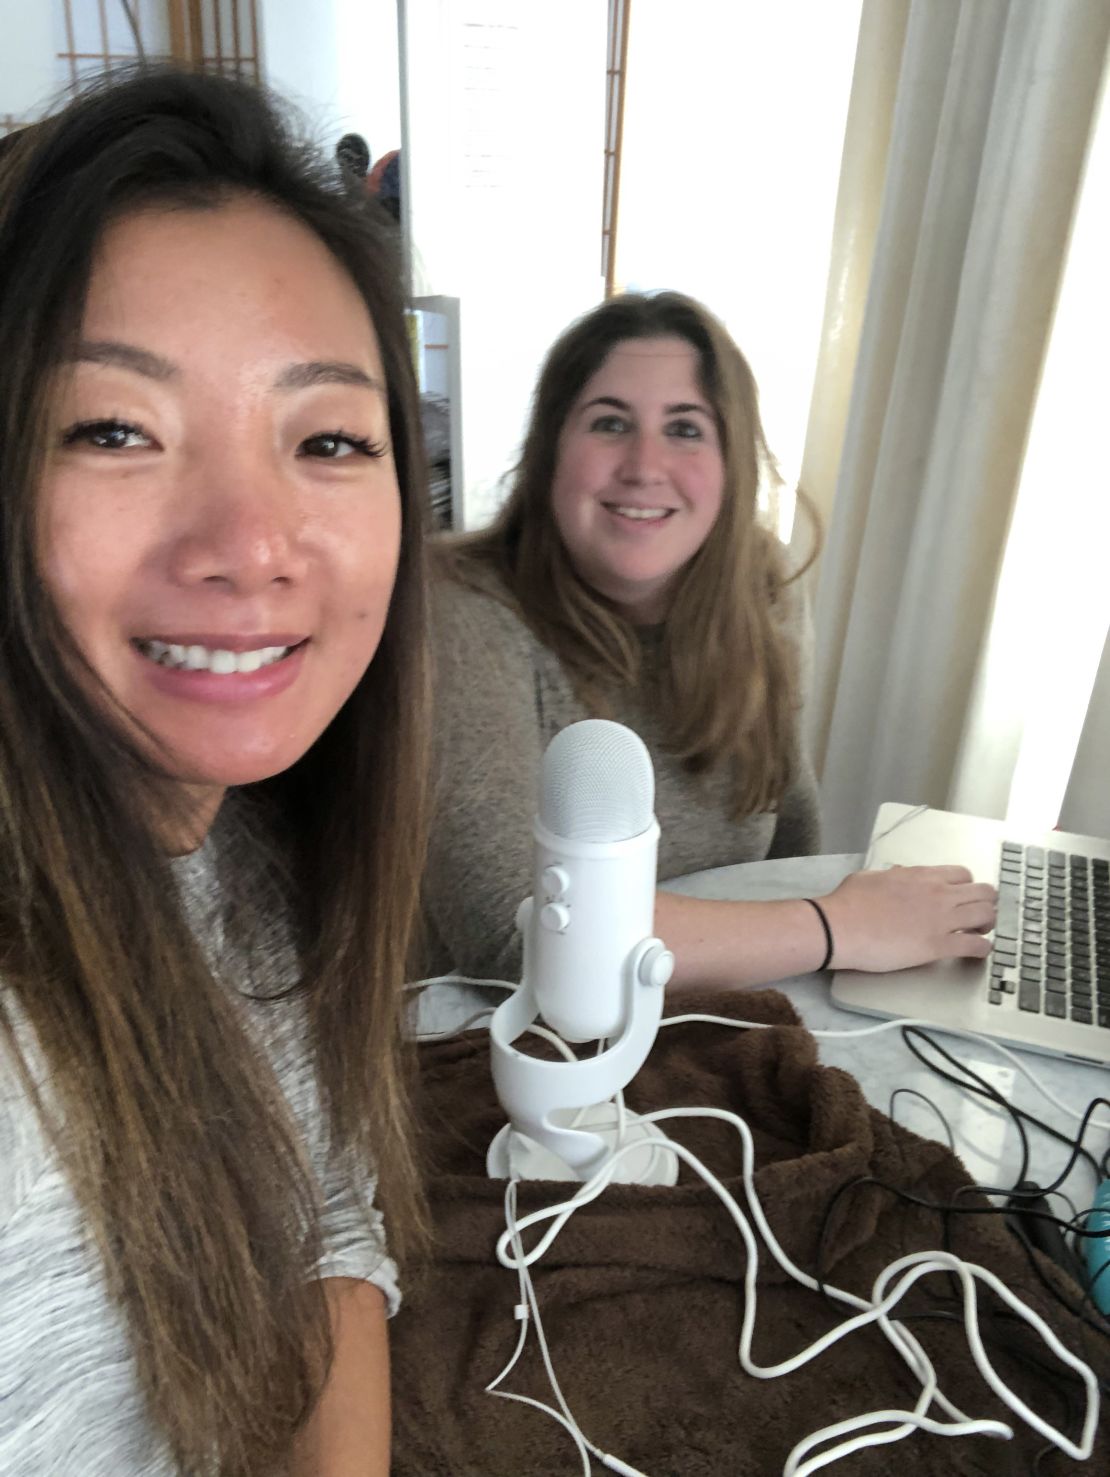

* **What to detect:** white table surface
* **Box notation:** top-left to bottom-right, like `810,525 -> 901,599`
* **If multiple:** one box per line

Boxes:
664,854 -> 1110,1212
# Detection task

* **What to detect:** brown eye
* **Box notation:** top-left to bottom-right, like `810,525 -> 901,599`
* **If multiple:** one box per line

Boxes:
299,431 -> 387,460
61,419 -> 153,451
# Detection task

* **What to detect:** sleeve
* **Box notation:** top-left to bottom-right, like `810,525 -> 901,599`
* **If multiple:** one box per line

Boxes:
767,749 -> 821,858
253,996 -> 402,1315
420,580 -> 545,982
314,1159 -> 401,1317
767,570 -> 822,859
0,1011 -> 61,1236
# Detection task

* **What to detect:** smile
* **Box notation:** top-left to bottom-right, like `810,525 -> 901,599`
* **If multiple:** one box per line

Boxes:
602,504 -> 675,522
134,640 -> 298,674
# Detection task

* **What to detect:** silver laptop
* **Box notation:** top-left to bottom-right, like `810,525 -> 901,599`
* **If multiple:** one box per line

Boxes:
831,803 -> 1110,1067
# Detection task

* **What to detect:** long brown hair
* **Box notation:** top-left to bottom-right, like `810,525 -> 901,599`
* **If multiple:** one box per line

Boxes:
438,291 -> 816,816
0,69 -> 428,1474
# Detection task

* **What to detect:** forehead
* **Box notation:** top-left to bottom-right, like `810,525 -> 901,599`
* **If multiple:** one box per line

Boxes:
81,197 -> 382,373
578,335 -> 706,401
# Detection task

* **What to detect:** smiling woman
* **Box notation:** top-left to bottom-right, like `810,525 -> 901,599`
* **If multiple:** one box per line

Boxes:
0,68 -> 427,1477
43,197 -> 403,825
422,292 -> 997,992
549,336 -> 725,624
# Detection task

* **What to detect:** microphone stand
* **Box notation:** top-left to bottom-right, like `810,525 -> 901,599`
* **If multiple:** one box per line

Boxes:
486,898 -> 678,1185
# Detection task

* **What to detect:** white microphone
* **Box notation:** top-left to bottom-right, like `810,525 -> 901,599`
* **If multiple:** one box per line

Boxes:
530,719 -> 671,1041
487,720 -> 677,1183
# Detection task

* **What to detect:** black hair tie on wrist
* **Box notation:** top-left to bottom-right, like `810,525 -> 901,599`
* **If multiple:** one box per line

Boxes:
803,897 -> 834,971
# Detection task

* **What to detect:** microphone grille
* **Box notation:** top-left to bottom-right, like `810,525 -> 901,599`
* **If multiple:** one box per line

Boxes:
540,719 -> 655,842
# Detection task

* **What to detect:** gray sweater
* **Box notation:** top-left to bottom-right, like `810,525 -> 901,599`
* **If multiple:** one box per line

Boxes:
422,572 -> 820,982
0,838 -> 397,1476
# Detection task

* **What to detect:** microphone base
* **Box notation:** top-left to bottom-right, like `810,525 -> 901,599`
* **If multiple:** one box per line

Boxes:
487,1106 -> 678,1186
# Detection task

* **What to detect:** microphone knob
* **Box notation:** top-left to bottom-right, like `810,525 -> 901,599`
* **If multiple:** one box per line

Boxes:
539,901 -> 571,933
637,942 -> 675,989
541,864 -> 570,900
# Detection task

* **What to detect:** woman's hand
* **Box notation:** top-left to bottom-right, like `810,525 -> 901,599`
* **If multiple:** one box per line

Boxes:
818,865 -> 997,973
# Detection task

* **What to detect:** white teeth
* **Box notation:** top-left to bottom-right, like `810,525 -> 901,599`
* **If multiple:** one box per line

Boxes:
209,649 -> 237,675
607,504 -> 671,521
137,641 -> 292,673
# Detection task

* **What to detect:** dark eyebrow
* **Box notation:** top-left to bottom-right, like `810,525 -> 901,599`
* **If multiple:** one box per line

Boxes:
580,395 -> 713,417
72,340 -> 178,381
69,344 -> 383,396
664,402 -> 713,417
273,361 -> 384,393
582,395 -> 632,413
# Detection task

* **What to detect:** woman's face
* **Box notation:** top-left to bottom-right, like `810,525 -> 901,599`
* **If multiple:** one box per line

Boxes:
550,335 -> 725,623
39,197 -> 403,835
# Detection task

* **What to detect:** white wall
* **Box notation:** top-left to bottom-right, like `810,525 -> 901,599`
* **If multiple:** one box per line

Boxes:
400,0 -> 607,527
0,0 -> 58,122
257,0 -> 402,157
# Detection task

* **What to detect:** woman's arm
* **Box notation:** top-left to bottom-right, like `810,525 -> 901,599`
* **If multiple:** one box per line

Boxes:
423,579 -> 998,991
422,581 -> 546,981
657,864 -> 997,990
291,1279 -> 389,1477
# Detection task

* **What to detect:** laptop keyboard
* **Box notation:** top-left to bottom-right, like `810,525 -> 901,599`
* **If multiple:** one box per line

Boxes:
991,844 -> 1110,1028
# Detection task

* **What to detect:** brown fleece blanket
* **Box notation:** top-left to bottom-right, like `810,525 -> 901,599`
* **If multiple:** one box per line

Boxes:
392,990 -> 1109,1474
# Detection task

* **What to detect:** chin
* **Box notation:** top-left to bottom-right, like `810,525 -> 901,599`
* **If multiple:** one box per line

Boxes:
168,743 -> 312,792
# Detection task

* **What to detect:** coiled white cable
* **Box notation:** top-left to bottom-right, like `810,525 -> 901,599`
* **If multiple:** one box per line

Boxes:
494,1106 -> 1099,1475
408,975 -> 1102,1469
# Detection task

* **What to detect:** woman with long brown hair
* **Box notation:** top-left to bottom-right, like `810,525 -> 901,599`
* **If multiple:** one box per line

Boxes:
424,292 -> 995,987
0,68 -> 428,1474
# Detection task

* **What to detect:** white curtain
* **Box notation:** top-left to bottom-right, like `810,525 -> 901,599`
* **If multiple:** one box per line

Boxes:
804,0 -> 1110,852
1060,622 -> 1110,840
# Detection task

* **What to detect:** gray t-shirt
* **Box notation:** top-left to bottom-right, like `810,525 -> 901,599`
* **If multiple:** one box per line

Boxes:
0,839 -> 398,1476
422,570 -> 821,982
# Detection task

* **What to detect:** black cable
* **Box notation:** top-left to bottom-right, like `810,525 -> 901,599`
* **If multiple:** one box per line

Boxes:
898,1027 -> 1110,1322
690,1013 -> 1110,1444
900,1025 -> 1108,1188
900,1025 -> 1033,1187
1004,1217 -> 1110,1418
810,1171 -> 1109,1469
901,1028 -> 1110,1299
814,1173 -> 1110,1347
888,1086 -> 956,1152
953,1094 -> 1110,1212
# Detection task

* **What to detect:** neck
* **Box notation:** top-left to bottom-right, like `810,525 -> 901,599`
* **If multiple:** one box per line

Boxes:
159,784 -> 226,856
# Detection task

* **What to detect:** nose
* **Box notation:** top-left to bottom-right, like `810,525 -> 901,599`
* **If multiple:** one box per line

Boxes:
168,454 -> 308,593
618,429 -> 668,486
